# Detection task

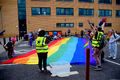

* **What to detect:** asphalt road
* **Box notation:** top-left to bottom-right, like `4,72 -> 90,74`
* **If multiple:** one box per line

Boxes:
0,39 -> 120,80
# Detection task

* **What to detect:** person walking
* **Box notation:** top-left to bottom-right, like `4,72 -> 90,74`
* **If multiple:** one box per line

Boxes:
80,30 -> 84,38
67,29 -> 71,37
91,27 -> 104,71
108,29 -> 120,59
87,20 -> 106,65
29,32 -> 34,47
36,30 -> 50,72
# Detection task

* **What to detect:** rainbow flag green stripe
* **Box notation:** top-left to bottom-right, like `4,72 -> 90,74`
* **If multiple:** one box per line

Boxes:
58,37 -> 78,63
47,37 -> 74,64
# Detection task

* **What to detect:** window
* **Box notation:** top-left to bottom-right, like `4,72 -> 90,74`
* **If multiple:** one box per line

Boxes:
56,0 -> 73,1
116,0 -> 120,4
18,0 -> 27,36
79,8 -> 94,16
18,0 -> 25,4
99,9 -> 112,17
79,0 -> 94,3
116,10 -> 120,17
56,23 -> 74,27
32,7 -> 51,16
32,0 -> 50,1
79,23 -> 83,27
105,23 -> 112,27
98,0 -> 112,4
18,4 -> 25,8
18,0 -> 26,20
56,8 -> 73,16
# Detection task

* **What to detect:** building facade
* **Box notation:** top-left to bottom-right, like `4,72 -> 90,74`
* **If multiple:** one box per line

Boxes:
0,0 -> 120,37
0,0 -> 19,37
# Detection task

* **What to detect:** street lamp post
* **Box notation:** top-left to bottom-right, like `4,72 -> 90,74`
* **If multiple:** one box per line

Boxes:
0,7 -> 4,32
0,7 -> 6,45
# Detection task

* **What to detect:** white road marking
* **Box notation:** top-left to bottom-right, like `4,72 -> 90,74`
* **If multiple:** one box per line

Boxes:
117,42 -> 120,45
105,59 -> 120,66
14,49 -> 35,54
18,44 -> 28,47
0,63 -> 20,66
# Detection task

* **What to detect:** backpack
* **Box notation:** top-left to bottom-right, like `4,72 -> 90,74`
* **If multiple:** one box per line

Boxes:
99,35 -> 108,49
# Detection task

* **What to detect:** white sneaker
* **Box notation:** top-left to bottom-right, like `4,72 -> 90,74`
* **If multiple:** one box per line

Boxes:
108,56 -> 112,58
113,57 -> 116,60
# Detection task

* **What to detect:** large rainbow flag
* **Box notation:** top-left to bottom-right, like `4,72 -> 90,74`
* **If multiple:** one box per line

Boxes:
0,37 -> 96,65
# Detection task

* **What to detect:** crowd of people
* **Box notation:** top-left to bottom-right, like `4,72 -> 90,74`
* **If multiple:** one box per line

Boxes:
1,20 -> 120,72
86,20 -> 120,71
35,27 -> 120,72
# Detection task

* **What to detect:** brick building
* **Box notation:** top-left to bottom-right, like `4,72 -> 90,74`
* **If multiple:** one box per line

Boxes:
0,0 -> 120,37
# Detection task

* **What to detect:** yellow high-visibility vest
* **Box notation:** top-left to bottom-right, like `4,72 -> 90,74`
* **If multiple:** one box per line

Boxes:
92,31 -> 104,48
36,37 -> 48,53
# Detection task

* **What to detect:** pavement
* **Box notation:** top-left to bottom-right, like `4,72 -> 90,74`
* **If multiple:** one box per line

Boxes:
0,37 -> 23,54
0,38 -> 120,80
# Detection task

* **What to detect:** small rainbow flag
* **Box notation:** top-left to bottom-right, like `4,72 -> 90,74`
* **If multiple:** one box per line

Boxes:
83,41 -> 88,48
107,33 -> 112,39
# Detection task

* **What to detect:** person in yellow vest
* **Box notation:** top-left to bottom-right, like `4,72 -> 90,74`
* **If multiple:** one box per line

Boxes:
92,27 -> 104,71
36,30 -> 50,72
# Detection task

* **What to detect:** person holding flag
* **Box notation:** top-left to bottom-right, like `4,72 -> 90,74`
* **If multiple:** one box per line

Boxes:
108,29 -> 120,59
87,19 -> 106,71
4,38 -> 16,58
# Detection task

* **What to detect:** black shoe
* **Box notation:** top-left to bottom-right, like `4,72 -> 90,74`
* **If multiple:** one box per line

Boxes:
94,66 -> 102,71
101,60 -> 104,63
0,42 -> 2,45
43,70 -> 50,73
40,70 -> 44,73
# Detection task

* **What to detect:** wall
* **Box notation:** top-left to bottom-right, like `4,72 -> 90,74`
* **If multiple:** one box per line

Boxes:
26,0 -> 120,35
0,0 -> 19,37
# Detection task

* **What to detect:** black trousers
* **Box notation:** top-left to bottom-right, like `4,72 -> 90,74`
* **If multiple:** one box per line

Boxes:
101,51 -> 105,63
37,52 -> 48,71
8,49 -> 13,58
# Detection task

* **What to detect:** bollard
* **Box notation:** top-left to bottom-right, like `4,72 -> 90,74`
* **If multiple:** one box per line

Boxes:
20,36 -> 22,39
3,37 -> 6,45
86,48 -> 90,80
9,37 -> 11,41
16,36 -> 18,41
65,32 -> 67,37
19,36 -> 20,40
